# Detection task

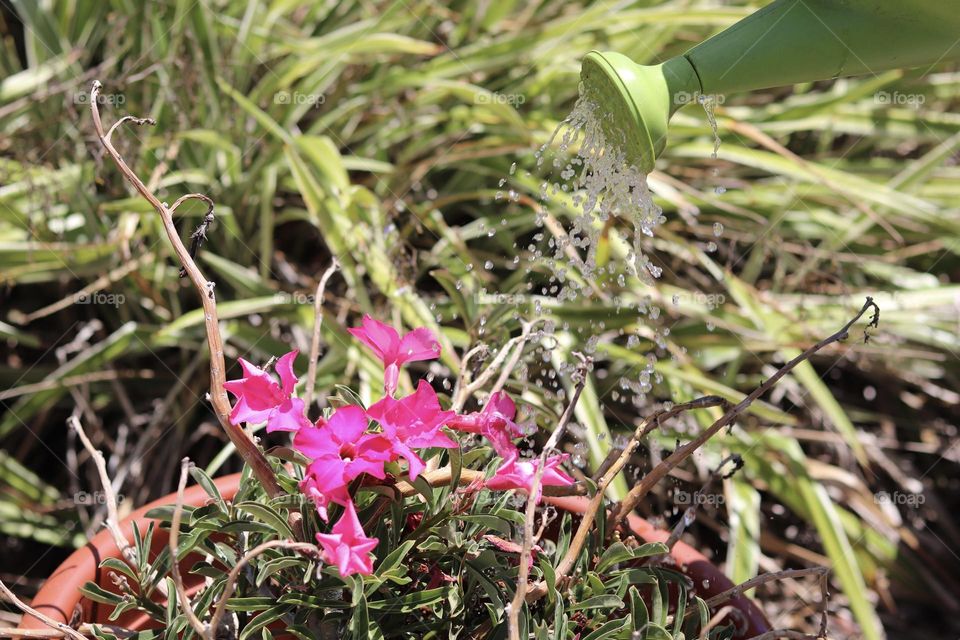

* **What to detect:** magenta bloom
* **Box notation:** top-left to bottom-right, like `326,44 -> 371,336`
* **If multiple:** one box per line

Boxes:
448,391 -> 524,458
295,406 -> 394,483
348,315 -> 441,395
367,380 -> 456,480
299,469 -> 349,523
316,501 -> 379,577
485,453 -> 574,503
224,350 -> 310,433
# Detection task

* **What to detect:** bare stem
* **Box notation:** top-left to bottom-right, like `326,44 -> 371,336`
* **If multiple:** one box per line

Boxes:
0,625 -> 134,639
304,258 -> 339,410
0,580 -> 86,640
169,459 -> 209,639
612,297 -> 879,524
67,415 -> 171,598
524,396 -> 726,603
508,354 -> 590,640
67,415 -> 137,566
88,81 -> 281,499
207,540 -> 320,634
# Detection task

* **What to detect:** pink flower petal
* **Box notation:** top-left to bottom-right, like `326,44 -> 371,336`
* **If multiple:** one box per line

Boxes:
315,501 -> 379,577
484,390 -> 516,420
397,327 -> 441,363
383,362 -> 400,396
294,424 -> 341,460
485,453 -> 573,503
267,397 -> 311,433
274,350 -> 300,396
326,405 -> 370,443
348,315 -> 400,362
225,355 -> 305,428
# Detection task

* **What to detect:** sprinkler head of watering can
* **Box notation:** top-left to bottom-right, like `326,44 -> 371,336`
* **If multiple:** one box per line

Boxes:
579,51 -> 701,174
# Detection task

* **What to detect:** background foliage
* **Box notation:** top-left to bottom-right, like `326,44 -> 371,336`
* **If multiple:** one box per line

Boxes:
1,1 -> 959,638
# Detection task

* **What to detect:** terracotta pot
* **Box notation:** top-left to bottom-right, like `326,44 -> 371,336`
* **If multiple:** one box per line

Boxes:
20,475 -> 768,636
19,475 -> 243,632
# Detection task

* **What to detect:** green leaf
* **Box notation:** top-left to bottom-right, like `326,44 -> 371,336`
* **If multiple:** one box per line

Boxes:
189,465 -> 226,510
581,617 -> 630,640
567,595 -> 623,611
630,586 -> 648,631
234,501 -> 295,539
724,477 -> 761,593
79,581 -> 123,605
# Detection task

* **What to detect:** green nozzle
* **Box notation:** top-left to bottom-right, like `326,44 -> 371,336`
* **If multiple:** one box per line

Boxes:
582,0 -> 960,172
580,51 -> 701,173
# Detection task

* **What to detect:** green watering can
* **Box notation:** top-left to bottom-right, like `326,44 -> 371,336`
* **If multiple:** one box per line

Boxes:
581,0 -> 960,172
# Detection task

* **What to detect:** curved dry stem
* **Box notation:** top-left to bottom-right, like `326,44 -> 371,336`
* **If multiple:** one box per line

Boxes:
168,193 -> 214,215
304,258 -> 340,409
169,459 -> 209,639
612,297 -> 879,525
0,579 -> 86,640
89,81 -> 281,499
104,115 -> 155,145
208,540 -> 320,634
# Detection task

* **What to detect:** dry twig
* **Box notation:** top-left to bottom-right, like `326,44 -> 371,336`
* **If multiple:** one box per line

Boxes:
507,354 -> 591,640
169,459 -> 208,638
67,417 -> 148,584
88,81 -> 281,498
304,258 -> 340,410
0,580 -> 85,640
612,297 -> 879,524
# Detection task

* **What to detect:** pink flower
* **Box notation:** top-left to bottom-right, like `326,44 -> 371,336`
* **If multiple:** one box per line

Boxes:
485,453 -> 574,503
367,380 -> 456,480
299,469 -> 349,523
348,315 -> 441,395
315,501 -> 379,577
295,406 -> 394,483
224,351 -> 310,433
448,391 -> 524,458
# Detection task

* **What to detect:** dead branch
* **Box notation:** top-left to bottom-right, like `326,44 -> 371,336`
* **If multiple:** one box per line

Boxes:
612,297 -> 879,525
88,81 -> 281,499
304,258 -> 340,410
508,353 -> 590,640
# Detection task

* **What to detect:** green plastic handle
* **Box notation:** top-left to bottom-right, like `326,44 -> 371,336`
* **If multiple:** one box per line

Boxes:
684,0 -> 960,95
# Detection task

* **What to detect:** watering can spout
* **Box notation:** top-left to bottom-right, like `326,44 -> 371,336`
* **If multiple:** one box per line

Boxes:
582,0 -> 960,172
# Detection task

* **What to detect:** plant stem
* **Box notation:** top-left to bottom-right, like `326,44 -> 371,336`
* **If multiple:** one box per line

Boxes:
88,81 -> 282,499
